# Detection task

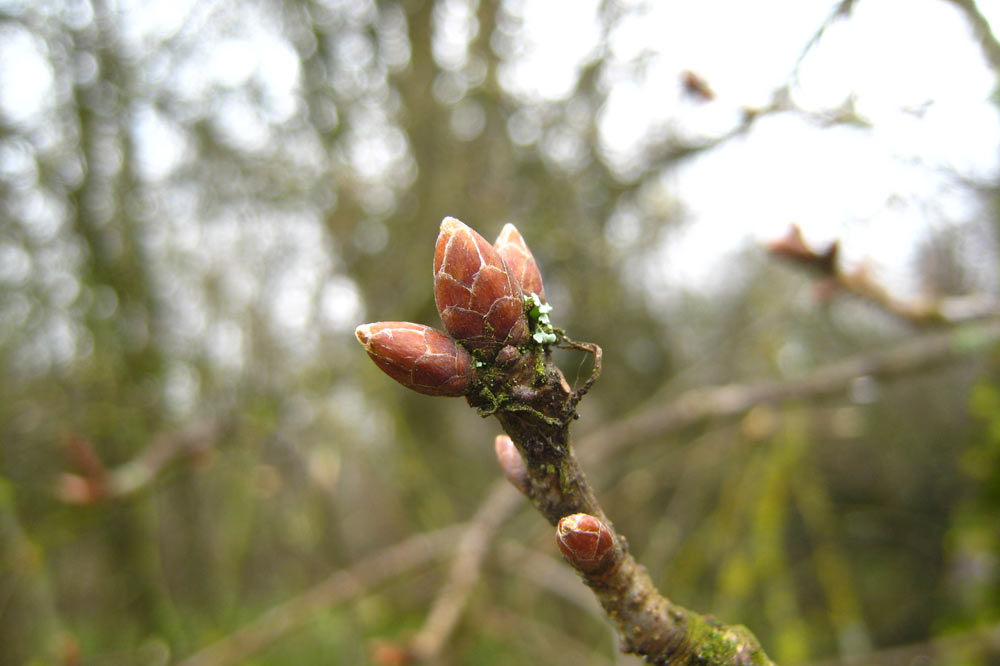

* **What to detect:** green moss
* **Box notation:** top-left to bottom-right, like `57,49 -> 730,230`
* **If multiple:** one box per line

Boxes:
687,614 -> 767,665
558,458 -> 577,496
534,354 -> 546,379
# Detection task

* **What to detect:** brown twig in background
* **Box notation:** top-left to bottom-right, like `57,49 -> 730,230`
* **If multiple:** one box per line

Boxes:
175,525 -> 465,666
407,483 -> 523,661
55,421 -> 218,505
767,223 -> 1000,326
497,538 -> 605,621
942,0 -> 1000,72
581,317 -> 1000,460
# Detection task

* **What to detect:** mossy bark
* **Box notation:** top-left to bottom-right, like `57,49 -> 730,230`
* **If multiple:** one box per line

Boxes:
467,345 -> 775,665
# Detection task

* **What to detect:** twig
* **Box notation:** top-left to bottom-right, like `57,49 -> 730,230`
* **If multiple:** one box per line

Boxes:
388,318 -> 1000,663
559,335 -> 603,411
767,223 -> 1000,326
359,218 -> 775,663
175,525 -> 465,666
497,539 -> 605,621
942,0 -> 1000,72
791,0 -> 857,86
579,318 -> 1000,460
55,422 -> 218,505
407,483 -> 523,660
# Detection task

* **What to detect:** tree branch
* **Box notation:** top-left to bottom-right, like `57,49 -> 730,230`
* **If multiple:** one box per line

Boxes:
459,340 -> 774,664
54,422 -> 218,505
175,525 -> 464,666
942,0 -> 1000,72
767,223 -> 1000,326
357,218 -> 775,663
407,483 -> 523,660
580,318 -> 1000,461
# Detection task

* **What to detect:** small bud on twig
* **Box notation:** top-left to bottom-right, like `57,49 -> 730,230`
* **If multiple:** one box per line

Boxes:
493,434 -> 530,495
54,473 -> 106,505
356,321 -> 474,396
556,513 -> 619,578
370,640 -> 413,666
766,223 -> 838,275
433,217 -> 529,354
494,223 -> 545,301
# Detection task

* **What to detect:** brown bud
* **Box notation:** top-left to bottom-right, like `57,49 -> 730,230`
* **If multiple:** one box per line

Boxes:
494,223 -> 545,301
355,322 -> 474,397
494,434 -> 530,495
767,223 -> 838,275
55,473 -> 105,505
681,69 -> 715,102
370,640 -> 413,666
556,513 -> 618,577
433,217 -> 528,354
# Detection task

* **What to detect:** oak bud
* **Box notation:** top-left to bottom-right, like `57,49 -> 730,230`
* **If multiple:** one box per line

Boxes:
556,513 -> 618,577
494,434 -> 530,495
433,217 -> 528,354
355,321 -> 474,397
494,223 -> 545,301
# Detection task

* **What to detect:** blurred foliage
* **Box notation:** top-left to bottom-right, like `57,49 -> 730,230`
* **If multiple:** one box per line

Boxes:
1,0 -> 999,664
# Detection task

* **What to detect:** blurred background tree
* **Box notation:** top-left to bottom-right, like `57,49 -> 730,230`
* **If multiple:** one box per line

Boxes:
1,0 -> 999,663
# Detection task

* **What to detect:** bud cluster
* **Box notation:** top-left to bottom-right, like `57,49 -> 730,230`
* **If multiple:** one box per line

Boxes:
355,216 -> 549,397
433,217 -> 529,354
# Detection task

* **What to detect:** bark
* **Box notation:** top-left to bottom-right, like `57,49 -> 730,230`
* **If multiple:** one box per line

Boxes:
469,345 -> 774,665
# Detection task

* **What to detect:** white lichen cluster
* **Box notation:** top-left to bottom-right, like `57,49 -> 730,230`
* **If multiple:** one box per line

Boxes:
526,293 -> 557,345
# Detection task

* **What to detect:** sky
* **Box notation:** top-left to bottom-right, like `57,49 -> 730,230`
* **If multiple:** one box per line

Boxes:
499,0 -> 1000,296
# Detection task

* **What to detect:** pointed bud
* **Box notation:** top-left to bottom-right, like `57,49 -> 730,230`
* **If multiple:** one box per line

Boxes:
433,217 -> 528,354
494,434 -> 530,495
356,322 -> 474,397
495,223 -> 545,301
556,513 -> 619,577
767,223 -> 838,275
55,473 -> 105,505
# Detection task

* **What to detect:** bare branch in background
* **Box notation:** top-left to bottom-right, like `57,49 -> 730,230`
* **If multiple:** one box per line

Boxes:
175,525 -> 464,666
767,223 -> 1000,326
582,317 -> 1000,460
942,0 -> 1000,71
406,483 -> 523,661
54,422 -> 219,505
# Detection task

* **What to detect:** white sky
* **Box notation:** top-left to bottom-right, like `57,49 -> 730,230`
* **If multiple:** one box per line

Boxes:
501,0 -> 1000,297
